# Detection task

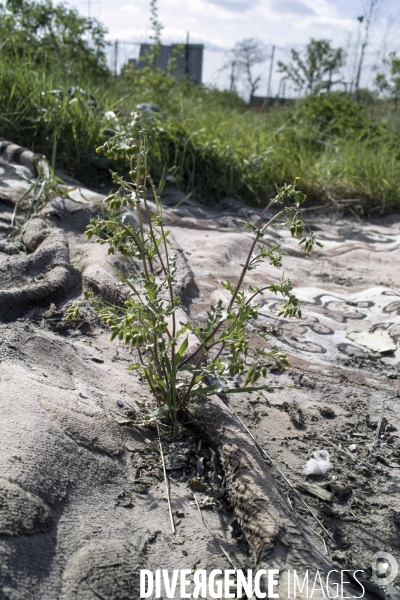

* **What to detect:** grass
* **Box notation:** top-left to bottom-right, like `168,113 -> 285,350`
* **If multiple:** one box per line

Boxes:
1,50 -> 400,212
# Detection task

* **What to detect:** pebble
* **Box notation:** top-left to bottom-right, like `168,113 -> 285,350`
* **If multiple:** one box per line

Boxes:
189,479 -> 208,493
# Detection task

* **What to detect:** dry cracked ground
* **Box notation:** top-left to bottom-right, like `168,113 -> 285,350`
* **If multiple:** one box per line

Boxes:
1,140 -> 400,600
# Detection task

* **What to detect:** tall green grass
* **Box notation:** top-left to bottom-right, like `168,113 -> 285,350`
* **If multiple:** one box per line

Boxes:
1,52 -> 400,212
0,53 -> 115,183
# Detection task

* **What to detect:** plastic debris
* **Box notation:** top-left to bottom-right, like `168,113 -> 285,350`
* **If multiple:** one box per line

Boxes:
104,110 -> 117,120
136,103 -> 160,113
197,457 -> 205,476
347,330 -> 396,353
303,450 -> 333,476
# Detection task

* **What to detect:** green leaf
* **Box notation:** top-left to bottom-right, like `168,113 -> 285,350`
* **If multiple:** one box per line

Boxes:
176,336 -> 189,361
127,363 -> 141,370
176,322 -> 191,336
188,383 -> 218,397
229,218 -> 259,232
141,405 -> 167,424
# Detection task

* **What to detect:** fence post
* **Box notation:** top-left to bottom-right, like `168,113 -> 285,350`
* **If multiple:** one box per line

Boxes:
114,40 -> 119,77
267,44 -> 275,99
185,31 -> 190,76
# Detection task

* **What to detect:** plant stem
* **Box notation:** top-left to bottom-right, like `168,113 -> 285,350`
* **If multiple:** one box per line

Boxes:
178,207 -> 287,369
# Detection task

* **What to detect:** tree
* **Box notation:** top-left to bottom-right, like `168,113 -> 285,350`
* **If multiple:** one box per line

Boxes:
375,52 -> 400,103
354,0 -> 383,99
0,0 -> 109,81
277,39 -> 345,95
225,38 -> 267,98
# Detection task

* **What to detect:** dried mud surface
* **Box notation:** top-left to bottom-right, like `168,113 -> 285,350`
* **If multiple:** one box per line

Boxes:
170,194 -> 400,598
1,142 -> 400,599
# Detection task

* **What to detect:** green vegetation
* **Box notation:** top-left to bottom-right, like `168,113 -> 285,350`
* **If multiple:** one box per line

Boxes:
1,0 -> 400,212
277,39 -> 345,94
375,52 -> 400,105
1,0 -> 108,80
67,124 -> 320,434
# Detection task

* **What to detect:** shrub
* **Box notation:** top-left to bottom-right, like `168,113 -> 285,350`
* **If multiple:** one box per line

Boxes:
298,92 -> 367,136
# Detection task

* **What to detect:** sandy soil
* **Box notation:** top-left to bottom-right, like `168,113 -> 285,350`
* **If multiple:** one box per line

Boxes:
1,141 -> 400,599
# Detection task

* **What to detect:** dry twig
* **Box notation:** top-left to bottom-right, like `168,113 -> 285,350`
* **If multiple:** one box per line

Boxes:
319,434 -> 373,471
192,492 -> 239,571
157,425 -> 175,534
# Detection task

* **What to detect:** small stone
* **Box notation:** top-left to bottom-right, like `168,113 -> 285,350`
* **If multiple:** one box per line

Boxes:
329,482 -> 350,499
167,447 -> 190,471
189,479 -> 209,493
116,490 -> 133,507
288,400 -> 305,428
348,444 -> 357,452
132,483 -> 149,494
319,406 -> 336,418
117,400 -> 124,408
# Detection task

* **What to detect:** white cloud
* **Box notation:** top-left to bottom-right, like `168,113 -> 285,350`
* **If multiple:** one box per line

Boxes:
270,0 -> 316,16
202,0 -> 259,13
121,3 -> 141,11
63,0 -> 400,92
66,0 -> 357,48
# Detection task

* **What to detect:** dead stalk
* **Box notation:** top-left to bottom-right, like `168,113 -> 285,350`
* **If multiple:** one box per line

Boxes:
319,434 -> 373,472
192,492 -> 239,571
157,425 -> 175,534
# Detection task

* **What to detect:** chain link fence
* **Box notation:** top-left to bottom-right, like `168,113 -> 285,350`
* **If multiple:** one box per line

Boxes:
105,39 -> 381,102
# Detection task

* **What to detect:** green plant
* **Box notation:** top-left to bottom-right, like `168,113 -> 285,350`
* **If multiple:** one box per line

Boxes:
1,0 -> 399,214
11,156 -> 69,229
298,92 -> 367,135
67,118 -> 322,435
0,0 -> 109,81
277,39 -> 345,94
375,52 -> 400,105
2,28 -> 399,212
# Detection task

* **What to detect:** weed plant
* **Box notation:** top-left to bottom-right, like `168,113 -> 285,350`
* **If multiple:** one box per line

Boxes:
67,121 -> 322,435
11,158 -> 68,228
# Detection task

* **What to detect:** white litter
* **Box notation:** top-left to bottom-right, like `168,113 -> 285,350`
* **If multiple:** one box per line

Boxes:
347,330 -> 396,353
303,450 -> 333,476
104,110 -> 117,121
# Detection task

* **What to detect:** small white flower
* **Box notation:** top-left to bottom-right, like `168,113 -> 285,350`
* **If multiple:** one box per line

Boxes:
104,110 -> 117,121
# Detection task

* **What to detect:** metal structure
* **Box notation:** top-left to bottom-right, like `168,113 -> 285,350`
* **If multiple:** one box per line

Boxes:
107,40 -> 372,100
138,43 -> 204,84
